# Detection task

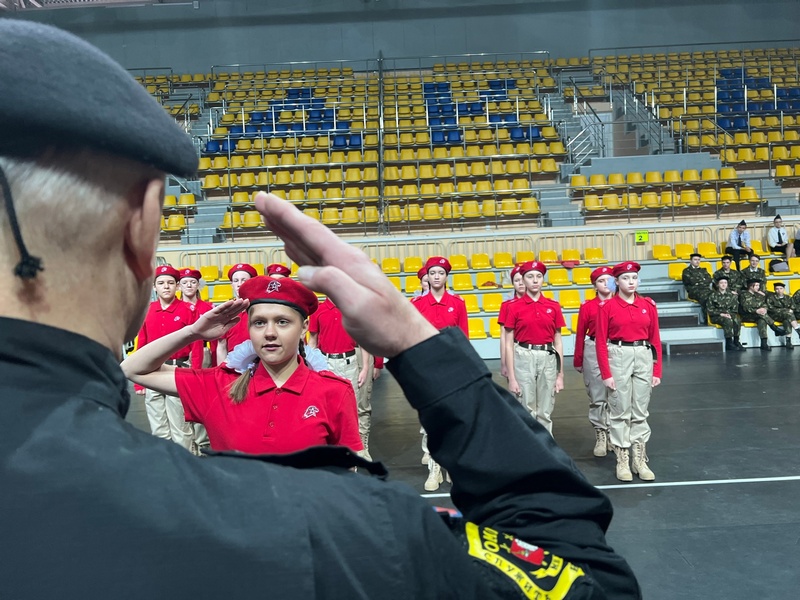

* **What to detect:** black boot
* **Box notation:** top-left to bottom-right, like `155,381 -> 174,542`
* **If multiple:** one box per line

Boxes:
733,336 -> 746,350
761,338 -> 772,351
769,322 -> 787,336
725,338 -> 735,351
786,337 -> 794,350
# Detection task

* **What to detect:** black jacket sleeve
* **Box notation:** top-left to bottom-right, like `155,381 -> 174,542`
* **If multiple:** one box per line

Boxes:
387,328 -> 642,600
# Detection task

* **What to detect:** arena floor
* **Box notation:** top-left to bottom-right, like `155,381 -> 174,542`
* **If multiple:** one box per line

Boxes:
126,350 -> 800,599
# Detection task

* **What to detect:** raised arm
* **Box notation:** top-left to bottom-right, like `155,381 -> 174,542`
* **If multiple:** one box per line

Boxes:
121,299 -> 248,395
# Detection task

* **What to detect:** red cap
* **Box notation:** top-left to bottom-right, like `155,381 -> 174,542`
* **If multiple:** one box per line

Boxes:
425,256 -> 452,275
238,276 -> 319,318
227,263 -> 258,280
155,265 -> 180,281
179,268 -> 202,281
267,263 -> 291,277
509,264 -> 524,280
519,260 -> 547,276
417,267 -> 428,280
611,261 -> 641,277
590,266 -> 613,284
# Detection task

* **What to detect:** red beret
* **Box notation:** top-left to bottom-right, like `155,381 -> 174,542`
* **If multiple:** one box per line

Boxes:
267,263 -> 291,277
417,267 -> 428,280
227,263 -> 258,280
590,266 -> 613,284
238,276 -> 319,318
612,262 -> 641,277
519,260 -> 547,276
509,265 -> 524,280
425,256 -> 452,274
178,268 -> 202,281
154,265 -> 180,281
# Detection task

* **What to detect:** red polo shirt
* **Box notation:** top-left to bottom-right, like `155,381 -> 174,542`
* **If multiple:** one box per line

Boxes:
187,299 -> 217,368
595,294 -> 663,379
497,297 -> 520,327
308,299 -> 357,354
136,298 -> 198,360
412,290 -> 469,336
222,316 -> 250,354
573,296 -> 600,369
503,293 -> 565,345
175,358 -> 363,455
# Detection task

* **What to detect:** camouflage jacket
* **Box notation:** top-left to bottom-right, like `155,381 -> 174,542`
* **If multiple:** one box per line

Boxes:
706,290 -> 739,317
739,290 -> 768,314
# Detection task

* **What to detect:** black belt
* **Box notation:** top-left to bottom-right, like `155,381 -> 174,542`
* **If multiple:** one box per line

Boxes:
165,358 -> 189,366
323,350 -> 356,359
515,342 -> 554,352
609,340 -> 649,347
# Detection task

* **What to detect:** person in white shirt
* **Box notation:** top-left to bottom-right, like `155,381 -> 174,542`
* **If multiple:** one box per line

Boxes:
724,220 -> 752,270
767,215 -> 795,259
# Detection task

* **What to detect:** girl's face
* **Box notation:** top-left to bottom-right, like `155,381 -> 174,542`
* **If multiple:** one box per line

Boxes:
231,271 -> 252,298
179,277 -> 199,299
249,304 -> 307,369
420,274 -> 430,292
523,270 -> 543,295
154,275 -> 177,302
617,272 -> 639,295
427,267 -> 447,291
594,274 -> 613,296
512,272 -> 526,297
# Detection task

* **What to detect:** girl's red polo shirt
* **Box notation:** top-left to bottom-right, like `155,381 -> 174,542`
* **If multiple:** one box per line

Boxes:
174,358 -> 363,455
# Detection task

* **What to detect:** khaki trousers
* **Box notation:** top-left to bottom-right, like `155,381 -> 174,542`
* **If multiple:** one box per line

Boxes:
144,389 -> 194,451
606,344 -> 653,448
513,345 -> 558,434
326,352 -> 371,436
582,339 -> 609,431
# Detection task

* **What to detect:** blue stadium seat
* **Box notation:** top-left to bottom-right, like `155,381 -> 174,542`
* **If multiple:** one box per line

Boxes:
759,101 -> 775,112
716,117 -> 733,130
220,139 -> 233,153
228,125 -> 244,138
446,130 -> 462,144
332,135 -> 347,149
730,89 -> 745,102
510,127 -> 526,141
429,117 -> 442,128
441,116 -> 457,128
290,123 -> 304,132
334,121 -> 350,131
423,83 -> 436,93
457,102 -> 469,115
489,80 -> 503,90
274,123 -> 289,133
717,90 -> 730,102
502,114 -> 517,123
730,103 -> 746,113
788,88 -> 800,99
776,101 -> 791,111
528,126 -> 541,140
308,109 -> 322,121
468,102 -> 483,115
432,130 -> 446,145
488,114 -> 503,124
307,122 -> 321,131
348,134 -> 362,148
244,125 -> 260,137
505,79 -> 516,89
320,121 -> 334,131
440,104 -> 455,117
287,89 -> 301,100
731,117 -> 748,130
436,82 -> 449,92
323,108 -> 335,121
204,140 -> 220,153
250,111 -> 265,123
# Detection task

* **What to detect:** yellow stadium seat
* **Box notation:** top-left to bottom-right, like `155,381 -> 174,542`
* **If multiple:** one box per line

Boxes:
405,276 -> 421,294
476,272 -> 497,288
163,194 -> 177,208
697,242 -> 721,259
241,211 -> 264,229
210,284 -> 234,303
422,202 -> 442,221
163,214 -> 186,232
463,295 -> 480,314
538,250 -> 559,263
468,318 -> 488,339
584,247 -> 605,263
675,243 -> 694,260
483,293 -> 504,313
667,263 -> 684,281
471,253 -> 491,269
489,320 -> 502,338
452,273 -> 473,291
199,265 -> 220,282
386,277 -> 402,292
381,257 -> 401,274
516,250 -> 534,263
404,256 -> 423,274
558,289 -> 581,309
572,267 -> 591,285
493,252 -> 513,268
653,244 -> 677,260
548,269 -> 570,286
362,206 -> 379,223
403,203 -> 422,221
740,187 -> 760,203
219,211 -> 240,230
449,254 -> 469,271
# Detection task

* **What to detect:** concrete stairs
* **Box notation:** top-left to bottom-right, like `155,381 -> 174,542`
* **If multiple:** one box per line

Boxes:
538,184 -> 584,227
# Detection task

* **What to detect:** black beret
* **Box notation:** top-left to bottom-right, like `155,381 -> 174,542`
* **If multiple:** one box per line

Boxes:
689,253 -> 702,259
716,274 -> 730,281
747,277 -> 762,285
0,19 -> 197,176
773,282 -> 786,289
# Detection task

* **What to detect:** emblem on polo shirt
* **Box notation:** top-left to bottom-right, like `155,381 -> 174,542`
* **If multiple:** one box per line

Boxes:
174,316 -> 181,321
546,308 -> 552,314
448,307 -> 454,312
302,405 -> 319,419
266,280 -> 281,293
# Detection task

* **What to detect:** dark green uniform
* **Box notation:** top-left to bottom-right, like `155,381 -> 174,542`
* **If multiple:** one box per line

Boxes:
766,292 -> 796,324
681,266 -> 713,307
739,289 -> 778,338
793,290 -> 800,314
712,268 -> 743,292
740,267 -> 767,292
707,290 -> 741,338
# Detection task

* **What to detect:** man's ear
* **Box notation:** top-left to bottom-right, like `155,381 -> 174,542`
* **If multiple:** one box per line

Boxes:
124,177 -> 164,282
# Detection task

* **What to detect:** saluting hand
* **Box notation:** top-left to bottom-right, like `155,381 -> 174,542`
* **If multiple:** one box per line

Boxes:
255,192 -> 438,358
190,298 -> 249,340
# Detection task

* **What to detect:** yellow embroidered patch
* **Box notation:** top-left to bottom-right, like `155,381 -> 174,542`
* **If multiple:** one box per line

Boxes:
465,522 -> 586,600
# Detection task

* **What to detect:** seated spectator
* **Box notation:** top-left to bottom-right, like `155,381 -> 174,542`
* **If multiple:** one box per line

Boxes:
681,253 -> 712,310
739,279 -> 786,351
712,255 -> 743,294
741,254 -> 767,293
724,220 -> 752,270
767,215 -> 795,259
766,282 -> 800,349
706,275 -> 745,351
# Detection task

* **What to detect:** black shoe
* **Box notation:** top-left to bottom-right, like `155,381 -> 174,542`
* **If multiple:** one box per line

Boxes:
733,337 -> 746,351
761,339 -> 772,351
786,338 -> 794,350
725,338 -> 735,351
770,324 -> 787,336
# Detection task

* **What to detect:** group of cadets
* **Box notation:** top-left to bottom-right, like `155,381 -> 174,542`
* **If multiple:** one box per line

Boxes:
683,253 -> 800,351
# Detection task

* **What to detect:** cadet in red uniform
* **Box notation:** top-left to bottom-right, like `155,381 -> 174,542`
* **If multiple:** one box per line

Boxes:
122,276 -> 363,455
216,263 -> 258,364
504,261 -> 566,435
412,256 -> 468,490
135,265 -> 200,451
308,297 -> 374,459
595,262 -> 662,483
497,264 -> 526,378
573,266 -> 614,458
267,263 -> 291,278
414,266 -> 430,297
178,268 -> 213,451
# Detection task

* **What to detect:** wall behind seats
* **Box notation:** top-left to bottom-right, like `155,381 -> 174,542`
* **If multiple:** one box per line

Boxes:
18,0 -> 800,73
